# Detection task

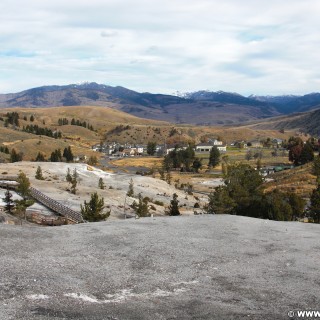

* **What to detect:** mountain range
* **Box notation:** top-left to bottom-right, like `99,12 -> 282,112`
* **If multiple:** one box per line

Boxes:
1,83 -> 320,126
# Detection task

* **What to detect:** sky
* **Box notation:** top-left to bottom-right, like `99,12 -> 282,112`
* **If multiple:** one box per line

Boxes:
1,0 -> 320,96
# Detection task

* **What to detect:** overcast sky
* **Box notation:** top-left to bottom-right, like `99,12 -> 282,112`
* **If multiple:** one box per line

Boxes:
1,0 -> 320,95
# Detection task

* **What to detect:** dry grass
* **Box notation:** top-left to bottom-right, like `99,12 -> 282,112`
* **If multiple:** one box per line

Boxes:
263,163 -> 317,198
111,157 -> 163,169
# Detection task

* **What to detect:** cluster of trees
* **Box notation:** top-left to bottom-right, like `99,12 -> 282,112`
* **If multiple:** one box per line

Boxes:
62,118 -> 94,131
5,112 -> 20,126
50,149 -> 63,162
63,146 -> 74,162
22,124 -> 62,139
58,118 -> 69,125
10,149 -> 23,162
35,152 -> 46,161
2,172 -> 32,215
49,147 -> 74,162
108,125 -> 131,135
0,146 -> 9,154
163,145 -> 202,172
206,163 -> 305,221
288,137 -> 315,166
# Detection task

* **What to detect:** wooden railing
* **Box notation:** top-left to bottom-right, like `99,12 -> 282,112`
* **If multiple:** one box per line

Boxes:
29,187 -> 83,223
0,176 -> 83,223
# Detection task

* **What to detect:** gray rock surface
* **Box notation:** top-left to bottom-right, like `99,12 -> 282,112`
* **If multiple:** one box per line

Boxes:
0,215 -> 319,319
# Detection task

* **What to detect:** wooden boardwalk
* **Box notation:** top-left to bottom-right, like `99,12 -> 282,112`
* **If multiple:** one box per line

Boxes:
0,176 -> 83,223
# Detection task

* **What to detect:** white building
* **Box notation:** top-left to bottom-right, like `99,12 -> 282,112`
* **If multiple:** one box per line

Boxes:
196,142 -> 227,153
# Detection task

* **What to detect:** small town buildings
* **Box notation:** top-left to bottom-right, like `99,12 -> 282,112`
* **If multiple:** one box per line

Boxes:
196,142 -> 227,152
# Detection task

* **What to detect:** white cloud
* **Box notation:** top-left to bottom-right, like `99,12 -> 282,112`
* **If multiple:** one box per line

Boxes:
0,0 -> 320,95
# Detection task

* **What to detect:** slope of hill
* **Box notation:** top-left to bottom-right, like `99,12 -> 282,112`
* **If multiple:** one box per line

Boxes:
0,83 -> 282,125
2,83 -> 320,126
0,106 -> 170,159
251,93 -> 320,114
244,108 -> 320,135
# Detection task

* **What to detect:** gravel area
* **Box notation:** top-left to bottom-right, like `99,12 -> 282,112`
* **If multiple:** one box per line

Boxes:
0,215 -> 319,319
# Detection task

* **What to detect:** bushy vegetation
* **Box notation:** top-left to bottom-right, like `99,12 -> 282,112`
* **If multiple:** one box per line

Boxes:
206,163 -> 305,221
5,112 -> 19,126
23,124 -> 62,139
163,145 -> 199,172
10,148 -> 23,162
81,192 -> 110,222
108,125 -> 131,135
131,193 -> 150,217
167,193 -> 180,216
288,137 -> 314,166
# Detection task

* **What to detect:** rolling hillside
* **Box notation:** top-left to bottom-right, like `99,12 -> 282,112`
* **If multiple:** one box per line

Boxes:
243,108 -> 320,135
0,83 -> 286,125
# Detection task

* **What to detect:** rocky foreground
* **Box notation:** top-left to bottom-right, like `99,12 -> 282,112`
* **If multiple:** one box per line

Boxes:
0,215 -> 319,320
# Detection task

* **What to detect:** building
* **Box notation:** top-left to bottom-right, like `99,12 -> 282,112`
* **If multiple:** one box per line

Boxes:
196,142 -> 227,152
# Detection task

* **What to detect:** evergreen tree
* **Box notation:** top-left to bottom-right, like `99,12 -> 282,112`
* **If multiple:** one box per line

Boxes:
63,146 -> 74,162
98,177 -> 105,189
313,156 -> 320,177
167,193 -> 180,216
35,152 -> 45,162
288,192 -> 306,221
192,158 -> 202,173
147,142 -> 157,155
81,192 -> 110,222
70,169 -> 78,194
134,193 -> 150,217
10,148 -> 23,162
66,168 -> 72,183
87,155 -> 98,165
310,183 -> 320,223
208,146 -> 220,168
127,178 -> 134,197
30,115 -> 34,122
300,143 -> 315,165
50,149 -> 62,162
16,172 -> 30,200
206,186 -> 236,214
35,166 -> 44,180
165,171 -> 172,185
3,188 -> 14,213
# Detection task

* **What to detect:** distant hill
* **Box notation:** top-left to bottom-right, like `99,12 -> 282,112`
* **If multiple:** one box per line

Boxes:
243,108 -> 320,136
1,83 -> 320,125
250,93 -> 320,114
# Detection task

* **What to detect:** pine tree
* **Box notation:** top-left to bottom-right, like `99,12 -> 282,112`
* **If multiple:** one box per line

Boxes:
313,156 -> 320,177
70,169 -> 78,194
10,148 -> 23,162
127,178 -> 134,197
66,168 -> 72,183
3,188 -> 14,213
98,177 -> 105,189
134,193 -> 149,217
208,146 -> 220,168
310,183 -> 320,223
167,193 -> 180,216
16,172 -> 30,200
35,152 -> 45,162
35,166 -> 44,180
81,192 -> 110,222
206,186 -> 236,214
